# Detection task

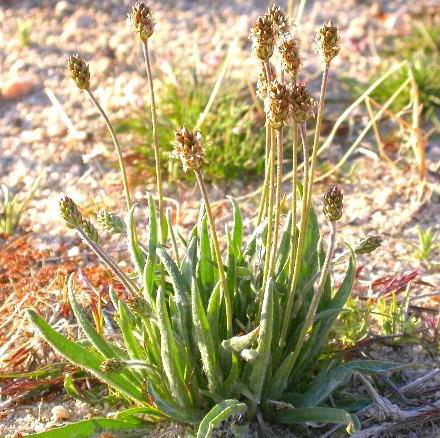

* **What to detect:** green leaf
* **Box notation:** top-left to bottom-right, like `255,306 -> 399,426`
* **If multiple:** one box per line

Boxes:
207,280 -> 222,347
226,196 -> 243,258
275,211 -> 292,275
199,214 -> 215,290
191,277 -> 222,392
116,406 -> 163,422
249,278 -> 273,402
28,418 -> 146,437
156,287 -> 192,407
118,301 -> 147,361
221,326 -> 259,354
157,247 -> 191,345
149,382 -> 203,424
301,360 -> 406,407
273,406 -> 359,432
68,275 -> 125,359
147,192 -> 158,251
125,204 -> 146,277
27,310 -> 144,403
196,399 -> 248,438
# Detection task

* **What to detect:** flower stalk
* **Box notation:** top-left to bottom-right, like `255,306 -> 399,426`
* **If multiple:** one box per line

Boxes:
87,91 -> 132,212
141,40 -> 165,243
195,170 -> 232,336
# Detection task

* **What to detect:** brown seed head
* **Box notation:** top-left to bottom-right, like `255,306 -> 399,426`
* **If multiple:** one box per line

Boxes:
314,20 -> 341,64
81,219 -> 99,244
289,82 -> 315,123
267,4 -> 290,36
355,234 -> 383,254
66,55 -> 90,90
278,34 -> 301,79
172,127 -> 206,173
59,195 -> 83,229
256,63 -> 276,100
323,186 -> 343,222
265,80 -> 291,130
128,2 -> 155,41
250,14 -> 277,60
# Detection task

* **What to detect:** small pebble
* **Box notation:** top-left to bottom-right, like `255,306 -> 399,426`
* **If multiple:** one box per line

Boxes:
50,406 -> 70,422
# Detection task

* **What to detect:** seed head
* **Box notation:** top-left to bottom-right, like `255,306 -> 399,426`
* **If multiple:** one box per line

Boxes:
128,2 -> 155,42
66,55 -> 90,90
249,14 -> 277,61
289,82 -> 315,123
172,127 -> 206,173
100,358 -> 125,374
278,34 -> 301,79
265,80 -> 291,130
256,63 -> 276,100
97,209 -> 125,234
314,20 -> 341,64
267,4 -> 290,36
59,195 -> 83,229
323,186 -> 343,222
81,219 -> 99,243
355,234 -> 383,254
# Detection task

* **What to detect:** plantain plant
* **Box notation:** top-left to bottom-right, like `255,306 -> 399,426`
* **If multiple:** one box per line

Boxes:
28,3 -> 401,437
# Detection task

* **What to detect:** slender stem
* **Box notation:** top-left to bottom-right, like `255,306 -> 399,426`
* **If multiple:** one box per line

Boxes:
87,91 -> 131,212
142,41 -> 165,243
269,128 -> 284,276
75,227 -> 138,296
289,122 -> 299,279
261,128 -> 276,294
194,170 -> 232,336
277,123 -> 309,352
257,123 -> 272,224
304,63 -> 330,227
287,220 -> 337,375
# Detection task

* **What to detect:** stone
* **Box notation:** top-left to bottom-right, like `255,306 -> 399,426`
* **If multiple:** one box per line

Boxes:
2,78 -> 35,100
50,405 -> 70,421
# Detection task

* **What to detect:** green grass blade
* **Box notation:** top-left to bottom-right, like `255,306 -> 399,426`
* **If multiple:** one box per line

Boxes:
147,193 -> 158,251
196,399 -> 248,438
27,310 -> 144,403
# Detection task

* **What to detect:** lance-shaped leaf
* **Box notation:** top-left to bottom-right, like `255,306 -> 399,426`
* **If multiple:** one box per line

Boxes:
148,382 -> 203,424
197,399 -> 248,438
27,310 -> 144,403
249,278 -> 274,402
221,326 -> 259,354
125,204 -> 145,277
156,287 -> 192,407
157,247 -> 191,345
301,360 -> 407,408
226,196 -> 243,259
191,277 -> 222,392
273,406 -> 360,432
